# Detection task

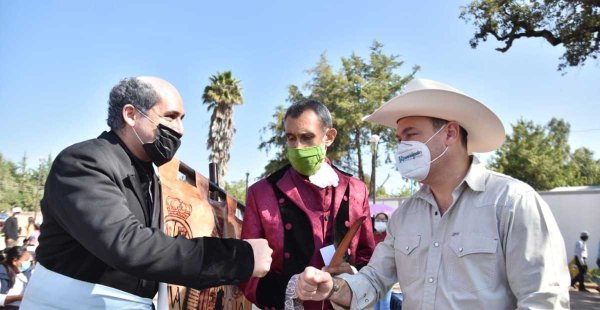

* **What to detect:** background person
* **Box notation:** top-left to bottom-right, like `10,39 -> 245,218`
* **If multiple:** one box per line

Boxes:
2,208 -> 21,249
372,212 -> 394,310
571,231 -> 590,292
0,246 -> 32,309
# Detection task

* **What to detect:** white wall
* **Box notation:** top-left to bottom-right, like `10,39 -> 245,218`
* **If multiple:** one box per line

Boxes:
541,190 -> 600,268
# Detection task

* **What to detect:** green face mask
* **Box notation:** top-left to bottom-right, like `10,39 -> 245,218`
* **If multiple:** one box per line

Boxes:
287,145 -> 326,176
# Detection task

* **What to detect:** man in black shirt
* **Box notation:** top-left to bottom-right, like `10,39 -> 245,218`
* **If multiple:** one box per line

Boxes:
22,77 -> 272,308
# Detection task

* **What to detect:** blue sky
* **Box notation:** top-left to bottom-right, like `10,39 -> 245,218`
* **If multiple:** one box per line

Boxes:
1,1 -> 598,192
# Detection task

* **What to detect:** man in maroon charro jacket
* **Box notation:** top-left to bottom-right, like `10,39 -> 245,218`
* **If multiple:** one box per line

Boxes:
240,100 -> 375,309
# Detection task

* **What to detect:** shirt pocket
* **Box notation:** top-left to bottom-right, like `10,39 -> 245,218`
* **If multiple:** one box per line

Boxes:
394,234 -> 421,286
445,235 -> 498,293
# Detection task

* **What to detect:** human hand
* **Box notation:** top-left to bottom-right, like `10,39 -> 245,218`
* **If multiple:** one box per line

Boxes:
322,262 -> 355,275
296,266 -> 333,301
245,238 -> 273,278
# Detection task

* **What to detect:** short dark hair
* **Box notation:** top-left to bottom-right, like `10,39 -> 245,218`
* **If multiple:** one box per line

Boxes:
106,77 -> 160,130
431,117 -> 468,148
1,246 -> 26,287
374,213 -> 389,221
283,99 -> 333,129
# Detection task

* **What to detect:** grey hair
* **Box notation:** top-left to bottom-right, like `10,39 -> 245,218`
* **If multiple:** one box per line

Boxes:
106,77 -> 159,130
283,99 -> 333,129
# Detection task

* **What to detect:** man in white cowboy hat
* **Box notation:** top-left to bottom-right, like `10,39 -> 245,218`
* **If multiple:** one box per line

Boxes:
292,78 -> 570,309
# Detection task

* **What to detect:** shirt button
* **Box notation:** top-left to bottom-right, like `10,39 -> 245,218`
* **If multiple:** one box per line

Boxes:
405,246 -> 410,251
459,247 -> 463,252
428,277 -> 434,283
434,242 -> 439,247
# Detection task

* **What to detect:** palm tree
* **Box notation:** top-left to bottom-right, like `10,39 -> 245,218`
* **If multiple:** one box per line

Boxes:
202,71 -> 243,186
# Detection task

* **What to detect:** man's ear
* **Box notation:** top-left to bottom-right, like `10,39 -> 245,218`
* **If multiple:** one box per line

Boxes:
122,104 -> 137,127
324,127 -> 337,147
445,122 -> 460,145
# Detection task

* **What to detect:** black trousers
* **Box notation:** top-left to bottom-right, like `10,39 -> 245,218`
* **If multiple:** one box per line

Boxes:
571,256 -> 587,290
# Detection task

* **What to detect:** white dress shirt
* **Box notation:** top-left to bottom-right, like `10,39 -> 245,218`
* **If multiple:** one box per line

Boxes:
574,240 -> 587,265
338,158 -> 570,310
0,272 -> 28,307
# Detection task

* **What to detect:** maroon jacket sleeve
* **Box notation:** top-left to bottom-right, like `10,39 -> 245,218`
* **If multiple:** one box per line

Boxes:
238,184 -> 265,305
353,180 -> 376,268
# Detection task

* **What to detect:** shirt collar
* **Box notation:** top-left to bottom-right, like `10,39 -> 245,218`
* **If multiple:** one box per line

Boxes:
414,155 -> 486,201
462,156 -> 486,192
108,130 -> 154,179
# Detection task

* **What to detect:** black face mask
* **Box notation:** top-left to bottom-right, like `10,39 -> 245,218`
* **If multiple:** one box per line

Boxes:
581,236 -> 588,241
141,123 -> 182,166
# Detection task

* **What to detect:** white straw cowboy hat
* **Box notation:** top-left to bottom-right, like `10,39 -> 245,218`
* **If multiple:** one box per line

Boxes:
363,78 -> 505,153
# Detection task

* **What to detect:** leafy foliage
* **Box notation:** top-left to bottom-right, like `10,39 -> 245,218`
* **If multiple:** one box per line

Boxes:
259,41 -> 419,181
223,178 -> 248,203
0,153 -> 52,212
568,147 -> 600,186
460,0 -> 600,71
489,118 -> 600,190
203,71 -> 244,185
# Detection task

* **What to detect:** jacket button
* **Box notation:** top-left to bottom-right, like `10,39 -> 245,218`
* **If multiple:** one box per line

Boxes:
285,223 -> 292,230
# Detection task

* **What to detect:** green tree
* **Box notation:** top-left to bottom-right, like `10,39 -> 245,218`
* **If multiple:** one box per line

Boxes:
258,105 -> 288,177
0,153 -> 19,211
223,179 -> 248,203
259,41 -> 419,180
460,0 -> 600,71
569,147 -> 600,185
202,71 -> 244,185
489,118 -> 600,190
30,155 -> 52,217
0,153 -> 53,212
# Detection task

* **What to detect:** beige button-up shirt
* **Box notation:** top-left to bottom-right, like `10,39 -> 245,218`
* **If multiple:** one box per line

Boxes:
339,158 -> 570,309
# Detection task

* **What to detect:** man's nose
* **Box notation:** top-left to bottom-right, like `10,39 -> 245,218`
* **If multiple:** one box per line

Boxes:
173,119 -> 184,136
288,140 -> 310,149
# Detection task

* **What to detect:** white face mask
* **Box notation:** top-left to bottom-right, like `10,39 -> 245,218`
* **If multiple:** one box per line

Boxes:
374,221 -> 387,233
395,125 -> 448,181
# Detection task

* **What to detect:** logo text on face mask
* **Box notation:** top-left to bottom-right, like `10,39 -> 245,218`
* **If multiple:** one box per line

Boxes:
397,150 -> 423,163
